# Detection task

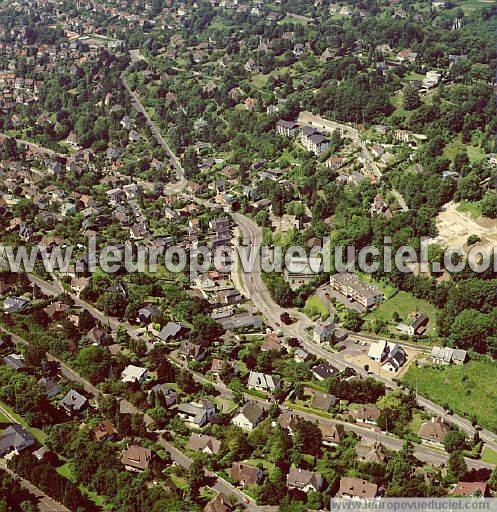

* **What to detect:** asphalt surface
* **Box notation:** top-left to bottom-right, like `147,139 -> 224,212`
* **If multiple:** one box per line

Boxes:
230,212 -> 497,454
0,460 -> 70,512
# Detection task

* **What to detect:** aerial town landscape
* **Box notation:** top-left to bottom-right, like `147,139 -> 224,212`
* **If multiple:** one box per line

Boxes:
0,0 -> 496,510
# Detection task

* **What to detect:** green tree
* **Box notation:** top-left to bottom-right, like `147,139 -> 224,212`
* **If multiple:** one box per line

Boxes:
446,450 -> 467,483
444,430 -> 467,453
186,460 -> 206,502
403,85 -> 421,111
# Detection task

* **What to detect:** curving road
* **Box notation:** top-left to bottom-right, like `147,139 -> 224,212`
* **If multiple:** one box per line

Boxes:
230,212 -> 497,453
27,274 -> 265,510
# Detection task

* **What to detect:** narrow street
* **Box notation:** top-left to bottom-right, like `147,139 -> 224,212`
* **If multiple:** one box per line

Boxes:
0,460 -> 70,512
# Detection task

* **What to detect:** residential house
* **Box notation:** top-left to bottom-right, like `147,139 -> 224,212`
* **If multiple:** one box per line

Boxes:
320,422 -> 345,446
218,313 -> 262,331
157,322 -> 188,342
3,354 -> 26,371
276,411 -> 301,434
231,402 -> 265,431
313,322 -> 335,343
430,346 -> 468,365
396,49 -> 418,63
60,389 -> 88,416
244,58 -> 259,73
311,392 -> 336,412
451,482 -> 489,497
93,420 -> 118,441
261,334 -> 283,353
37,377 -> 62,398
283,256 -> 322,290
121,445 -> 153,472
371,144 -> 385,159
0,424 -> 35,456
418,417 -> 451,447
204,494 -> 235,512
87,326 -> 107,345
353,405 -> 380,425
43,301 -> 70,320
148,385 -> 178,407
121,365 -> 148,384
294,348 -> 310,363
216,289 -> 242,305
311,362 -> 339,381
368,340 -> 406,372
355,440 -> 388,464
188,433 -> 221,455
396,313 -> 429,336
137,305 -> 157,324
325,156 -> 344,169
178,341 -> 205,362
70,277 -> 90,294
370,194 -> 391,218
230,462 -> 263,487
330,273 -> 384,309
336,477 -> 379,499
287,467 -> 324,493
247,371 -> 281,393
3,296 -> 29,314
177,399 -> 216,428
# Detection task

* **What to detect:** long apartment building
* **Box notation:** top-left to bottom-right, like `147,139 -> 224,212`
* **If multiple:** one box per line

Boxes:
330,272 -> 384,309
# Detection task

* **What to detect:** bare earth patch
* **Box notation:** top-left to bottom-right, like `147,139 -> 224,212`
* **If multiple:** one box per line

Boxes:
429,201 -> 497,249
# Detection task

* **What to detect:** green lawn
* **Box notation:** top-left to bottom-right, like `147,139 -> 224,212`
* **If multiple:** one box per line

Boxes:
457,0 -> 495,13
402,359 -> 497,431
279,14 -> 311,24
57,463 -> 110,509
482,446 -> 497,464
304,295 -> 330,321
443,139 -> 486,163
57,462 -> 76,482
243,458 -> 276,471
0,401 -> 47,444
456,200 -> 483,220
408,412 -> 425,436
364,291 -> 440,336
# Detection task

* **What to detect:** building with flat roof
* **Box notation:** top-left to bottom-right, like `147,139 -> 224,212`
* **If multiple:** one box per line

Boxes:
330,273 -> 383,309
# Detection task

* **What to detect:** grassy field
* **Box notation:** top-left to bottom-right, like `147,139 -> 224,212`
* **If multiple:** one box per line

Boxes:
364,291 -> 440,336
402,359 -> 497,431
443,139 -> 486,163
304,294 -> 330,320
456,0 -> 495,13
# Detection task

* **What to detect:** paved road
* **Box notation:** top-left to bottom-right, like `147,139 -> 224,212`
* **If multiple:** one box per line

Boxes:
171,349 -> 493,471
0,133 -> 66,158
0,460 -> 70,512
230,211 -> 497,453
27,274 -> 260,507
121,72 -> 187,195
297,111 -> 381,180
